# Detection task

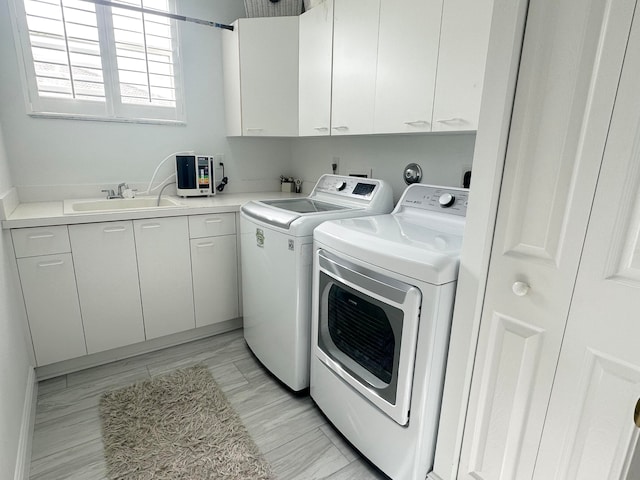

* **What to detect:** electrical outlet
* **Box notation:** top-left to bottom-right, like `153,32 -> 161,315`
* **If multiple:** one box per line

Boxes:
214,153 -> 224,167
331,156 -> 340,175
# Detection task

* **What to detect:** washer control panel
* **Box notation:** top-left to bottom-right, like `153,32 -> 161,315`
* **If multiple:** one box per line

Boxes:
398,184 -> 469,217
314,174 -> 379,198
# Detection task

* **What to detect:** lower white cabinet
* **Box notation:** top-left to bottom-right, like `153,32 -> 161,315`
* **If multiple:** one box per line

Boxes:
134,216 -> 195,340
190,235 -> 239,327
12,212 -> 240,366
69,221 -> 145,354
17,253 -> 87,365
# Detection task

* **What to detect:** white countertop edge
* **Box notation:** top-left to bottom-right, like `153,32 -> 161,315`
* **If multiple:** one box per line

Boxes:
2,192 -> 302,229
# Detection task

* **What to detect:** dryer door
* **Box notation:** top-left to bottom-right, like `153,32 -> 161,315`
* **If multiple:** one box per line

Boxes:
315,249 -> 422,425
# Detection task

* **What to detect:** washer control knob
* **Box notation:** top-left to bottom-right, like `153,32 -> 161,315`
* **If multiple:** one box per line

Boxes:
439,193 -> 455,207
336,181 -> 347,191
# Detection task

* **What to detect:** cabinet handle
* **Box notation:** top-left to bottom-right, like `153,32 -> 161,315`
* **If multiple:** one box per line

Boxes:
103,226 -> 126,233
205,218 -> 223,224
512,281 -> 530,297
246,128 -> 264,132
37,260 -> 64,268
635,398 -> 640,428
196,242 -> 215,248
28,233 -> 55,240
332,126 -> 349,131
141,223 -> 161,230
436,117 -> 466,125
313,127 -> 329,131
404,120 -> 430,127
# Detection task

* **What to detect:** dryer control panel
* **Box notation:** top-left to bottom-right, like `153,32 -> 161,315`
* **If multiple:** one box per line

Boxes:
397,184 -> 469,217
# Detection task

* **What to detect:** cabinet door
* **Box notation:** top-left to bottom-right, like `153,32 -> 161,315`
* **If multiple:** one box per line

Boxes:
17,253 -> 86,365
222,20 -> 242,137
373,0 -> 442,134
457,0 -> 635,478
134,216 -> 195,339
431,0 -> 493,132
69,221 -> 145,354
331,0 -> 380,135
239,17 -> 299,136
190,235 -> 239,327
298,0 -> 334,136
533,9 -> 640,478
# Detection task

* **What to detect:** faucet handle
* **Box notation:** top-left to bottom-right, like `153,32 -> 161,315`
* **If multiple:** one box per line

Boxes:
101,189 -> 116,199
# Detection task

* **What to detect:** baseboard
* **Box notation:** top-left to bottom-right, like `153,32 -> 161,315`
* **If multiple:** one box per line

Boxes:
14,367 -> 37,480
36,318 -> 243,380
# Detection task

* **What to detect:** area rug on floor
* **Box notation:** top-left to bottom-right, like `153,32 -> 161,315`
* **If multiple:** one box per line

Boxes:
99,364 -> 273,480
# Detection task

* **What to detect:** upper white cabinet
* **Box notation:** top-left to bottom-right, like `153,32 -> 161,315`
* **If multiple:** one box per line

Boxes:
134,216 -> 195,339
298,0 -> 334,136
330,0 -> 380,136
223,17 -> 299,137
373,0 -> 443,134
69,221 -> 145,354
431,0 -> 494,131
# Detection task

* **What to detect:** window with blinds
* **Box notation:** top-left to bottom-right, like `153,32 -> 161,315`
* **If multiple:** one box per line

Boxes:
12,0 -> 184,123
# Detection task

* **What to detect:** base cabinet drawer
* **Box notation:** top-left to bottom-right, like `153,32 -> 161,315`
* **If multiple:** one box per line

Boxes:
17,253 -> 87,365
191,235 -> 239,327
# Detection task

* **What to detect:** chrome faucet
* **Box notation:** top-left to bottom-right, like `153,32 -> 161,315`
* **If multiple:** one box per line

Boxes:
117,183 -> 128,198
101,183 -> 128,199
101,188 -> 118,199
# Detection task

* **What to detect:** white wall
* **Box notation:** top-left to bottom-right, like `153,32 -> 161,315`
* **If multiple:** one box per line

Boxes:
0,0 -> 291,201
0,123 -> 34,477
290,134 -> 476,201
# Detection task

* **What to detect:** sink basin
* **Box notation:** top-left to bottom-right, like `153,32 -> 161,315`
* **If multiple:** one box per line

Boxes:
64,197 -> 181,214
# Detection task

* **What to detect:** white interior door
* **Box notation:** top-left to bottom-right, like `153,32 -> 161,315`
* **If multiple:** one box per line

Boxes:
457,0 -> 636,478
532,7 -> 640,478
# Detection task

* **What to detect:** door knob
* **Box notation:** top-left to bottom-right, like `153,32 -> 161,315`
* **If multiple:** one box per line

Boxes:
512,281 -> 530,296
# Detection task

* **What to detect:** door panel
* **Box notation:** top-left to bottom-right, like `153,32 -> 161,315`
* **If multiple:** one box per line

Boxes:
533,7 -> 640,477
458,0 -> 636,478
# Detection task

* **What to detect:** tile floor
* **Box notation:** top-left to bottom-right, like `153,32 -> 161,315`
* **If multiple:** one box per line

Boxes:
30,329 -> 389,479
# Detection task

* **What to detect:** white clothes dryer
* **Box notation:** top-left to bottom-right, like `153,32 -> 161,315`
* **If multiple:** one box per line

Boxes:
240,175 -> 393,391
310,183 -> 468,480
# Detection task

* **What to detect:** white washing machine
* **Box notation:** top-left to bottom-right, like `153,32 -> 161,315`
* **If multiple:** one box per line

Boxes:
310,183 -> 468,480
240,174 -> 393,391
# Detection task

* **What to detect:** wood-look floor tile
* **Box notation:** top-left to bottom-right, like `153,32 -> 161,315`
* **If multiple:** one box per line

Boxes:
146,334 -> 251,377
243,395 -> 327,454
265,427 -> 350,480
207,361 -> 249,392
32,406 -> 101,461
29,329 -> 377,480
36,367 -> 150,424
30,437 -> 106,480
319,424 -> 360,462
323,458 -> 389,479
37,375 -> 67,396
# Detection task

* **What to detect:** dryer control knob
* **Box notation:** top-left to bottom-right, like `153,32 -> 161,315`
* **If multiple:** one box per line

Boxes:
439,193 -> 455,207
336,181 -> 347,191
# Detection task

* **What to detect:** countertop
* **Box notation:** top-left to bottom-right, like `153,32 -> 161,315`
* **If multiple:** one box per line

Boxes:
2,192 -> 302,229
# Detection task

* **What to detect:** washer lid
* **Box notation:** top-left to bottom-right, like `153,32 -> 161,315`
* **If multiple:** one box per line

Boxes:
314,213 -> 464,285
241,198 -> 349,230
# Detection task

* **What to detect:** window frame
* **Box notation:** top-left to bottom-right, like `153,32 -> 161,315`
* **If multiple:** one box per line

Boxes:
9,0 -> 186,124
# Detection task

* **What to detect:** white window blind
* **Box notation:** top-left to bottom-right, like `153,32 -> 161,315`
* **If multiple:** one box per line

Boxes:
12,0 -> 185,123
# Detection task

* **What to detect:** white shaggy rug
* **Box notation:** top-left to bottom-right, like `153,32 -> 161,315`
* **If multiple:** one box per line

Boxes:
99,365 -> 273,479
